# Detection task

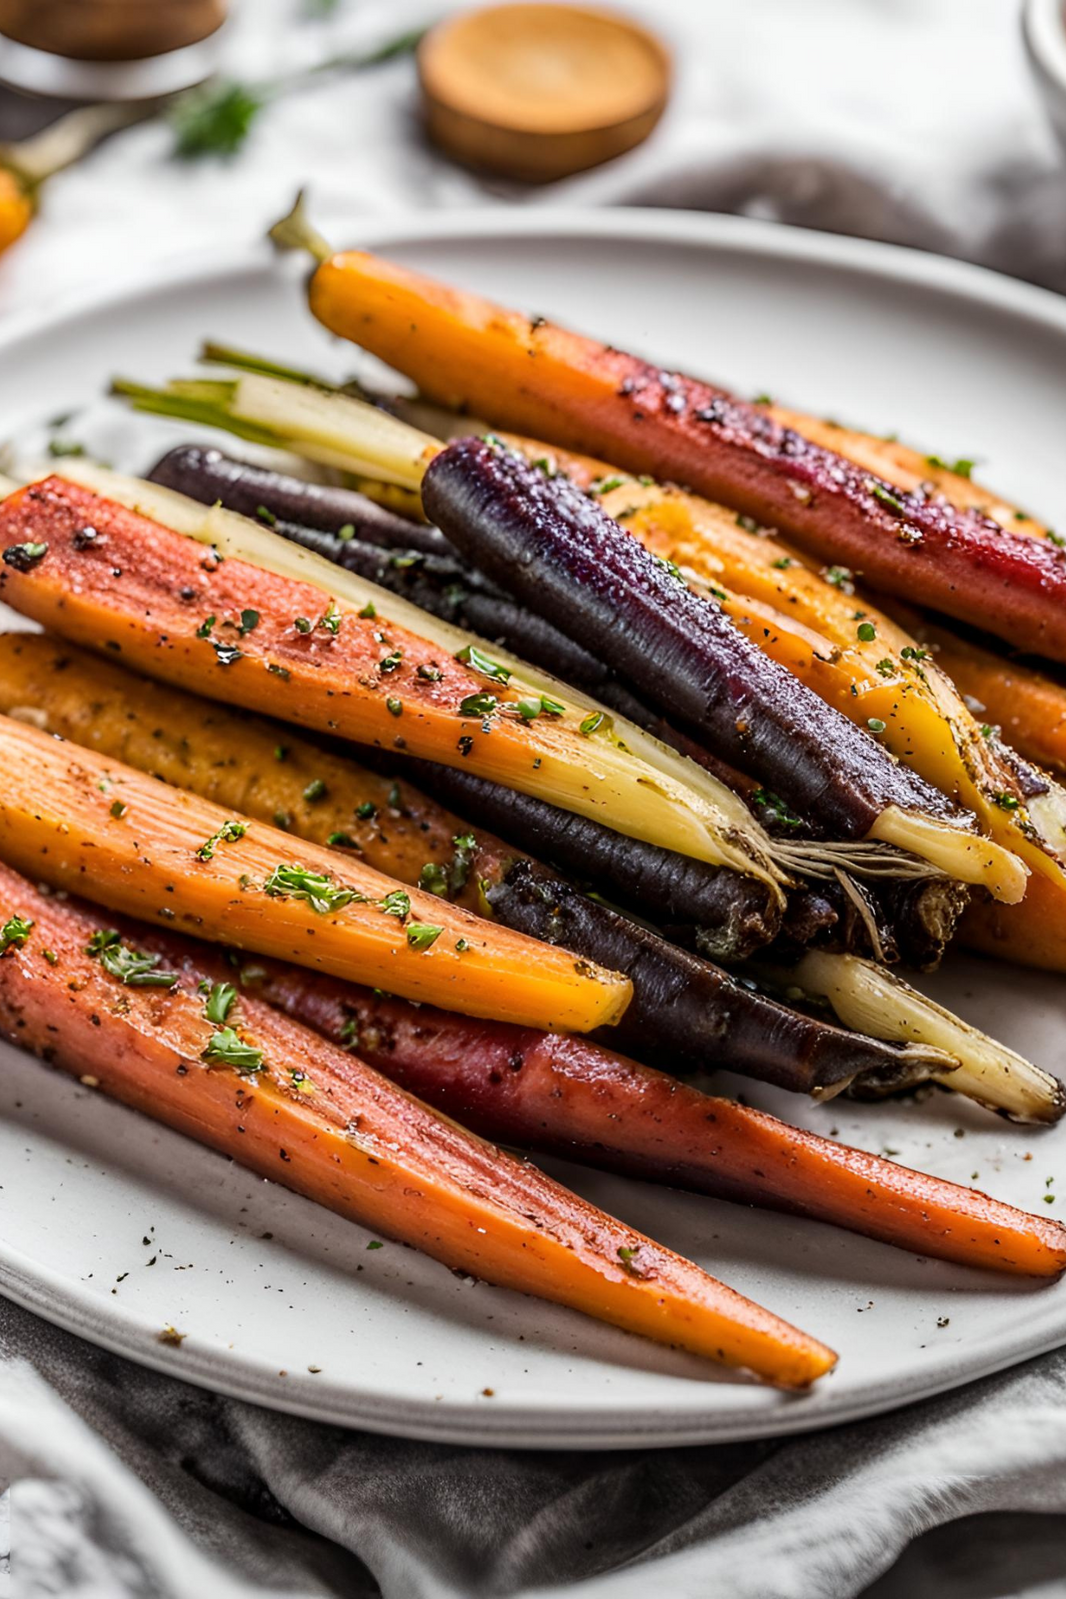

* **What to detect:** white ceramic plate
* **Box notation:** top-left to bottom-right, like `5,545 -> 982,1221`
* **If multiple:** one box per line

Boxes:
0,211 -> 1064,1449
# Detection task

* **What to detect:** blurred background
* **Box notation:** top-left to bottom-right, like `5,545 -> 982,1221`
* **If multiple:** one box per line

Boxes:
1,0 -> 1065,323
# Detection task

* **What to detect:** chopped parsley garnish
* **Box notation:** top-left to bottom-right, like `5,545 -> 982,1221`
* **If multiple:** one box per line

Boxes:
875,658 -> 895,677
318,601 -> 342,635
294,616 -> 312,634
616,1244 -> 645,1277
419,862 -> 449,896
736,513 -> 759,532
358,601 -> 377,619
255,505 -> 277,526
993,793 -> 1020,811
579,712 -> 605,736
416,663 -> 442,682
406,922 -> 443,951
456,644 -> 511,684
239,609 -> 259,634
823,565 -> 854,591
590,476 -> 624,494
87,929 -> 178,988
47,438 -> 86,458
867,717 -> 887,734
751,788 -> 804,830
110,799 -> 128,819
459,691 -> 498,719
204,982 -> 237,1025
1047,530 -> 1066,549
202,1027 -> 263,1073
196,819 -> 247,861
900,645 -> 929,662
356,800 -> 377,820
652,554 -> 683,581
449,833 -> 477,894
381,889 -> 410,919
515,693 -> 565,722
41,949 -> 58,965
455,937 -> 469,953
926,455 -> 975,479
0,913 -> 33,953
337,523 -> 355,542
386,697 -> 403,717
273,810 -> 292,830
195,614 -> 216,638
326,831 -> 357,848
302,778 -> 327,804
869,482 -> 906,515
2,542 -> 48,572
274,745 -> 288,762
771,557 -> 793,570
267,663 -> 290,680
263,864 -> 362,915
379,649 -> 403,674
857,621 -> 877,642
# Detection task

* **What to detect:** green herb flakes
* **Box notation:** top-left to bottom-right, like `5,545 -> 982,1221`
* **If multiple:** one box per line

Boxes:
202,1027 -> 263,1073
205,982 -> 237,1026
456,644 -> 511,684
196,819 -> 247,861
0,914 -> 33,954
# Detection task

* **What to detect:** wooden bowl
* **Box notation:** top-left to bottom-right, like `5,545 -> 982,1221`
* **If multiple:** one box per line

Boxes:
418,3 -> 671,183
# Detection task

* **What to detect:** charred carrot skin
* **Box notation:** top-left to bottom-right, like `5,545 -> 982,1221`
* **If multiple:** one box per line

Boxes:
308,249 -> 1066,662
231,961 -> 1066,1279
0,864 -> 834,1382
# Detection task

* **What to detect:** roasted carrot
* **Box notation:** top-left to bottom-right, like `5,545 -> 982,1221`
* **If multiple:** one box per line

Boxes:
767,406 -> 1053,543
540,457 -> 1066,896
115,365 -> 1050,903
284,220 -> 1066,662
0,863 -> 834,1383
904,618 -> 1066,779
0,170 -> 31,257
229,963 -> 1066,1278
0,714 -> 630,1032
0,473 -> 785,891
962,872 -> 1066,974
421,436 -> 989,864
0,632 -> 953,1098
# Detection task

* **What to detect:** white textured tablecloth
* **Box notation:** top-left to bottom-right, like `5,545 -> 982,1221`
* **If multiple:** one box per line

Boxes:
2,3 -> 1066,1596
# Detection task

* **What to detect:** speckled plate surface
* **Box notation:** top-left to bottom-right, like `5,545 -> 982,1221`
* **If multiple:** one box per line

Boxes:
0,212 -> 1063,1447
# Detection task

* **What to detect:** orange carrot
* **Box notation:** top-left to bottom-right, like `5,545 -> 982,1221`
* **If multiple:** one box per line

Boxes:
0,475 -> 780,887
0,170 -> 31,257
0,714 -> 631,1033
242,961 -> 1066,1278
0,860 -> 833,1384
300,240 -> 1066,662
906,619 -> 1066,778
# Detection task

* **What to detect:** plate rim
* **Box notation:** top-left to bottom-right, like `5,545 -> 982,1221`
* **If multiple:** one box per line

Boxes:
2,206 -> 1065,1449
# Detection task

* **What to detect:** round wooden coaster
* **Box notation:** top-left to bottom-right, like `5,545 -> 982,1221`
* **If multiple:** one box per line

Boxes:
418,3 -> 671,183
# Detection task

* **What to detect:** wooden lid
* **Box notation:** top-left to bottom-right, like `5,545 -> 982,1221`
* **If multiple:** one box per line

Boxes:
418,3 -> 671,183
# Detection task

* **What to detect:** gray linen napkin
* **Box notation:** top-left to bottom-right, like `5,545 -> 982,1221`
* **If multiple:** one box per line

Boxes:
2,2 -> 1066,1596
4,1297 -> 1066,1598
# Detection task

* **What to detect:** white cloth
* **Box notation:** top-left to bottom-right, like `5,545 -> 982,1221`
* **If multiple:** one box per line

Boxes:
2,3 -> 1066,1596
